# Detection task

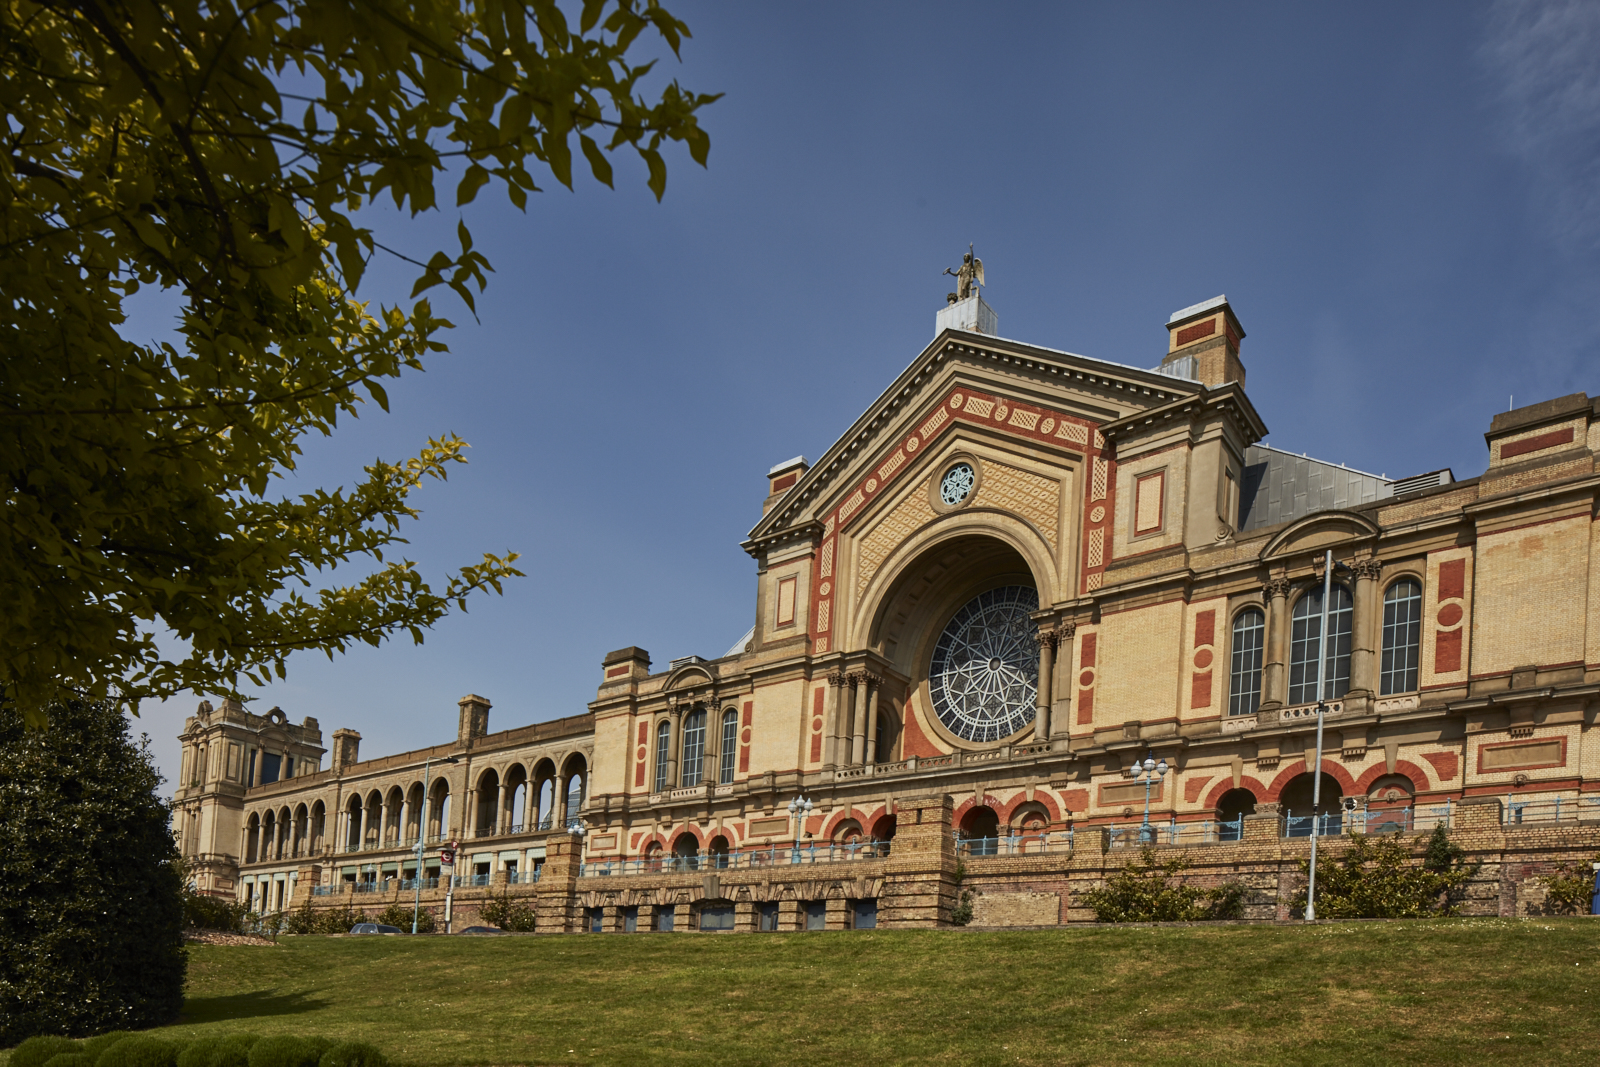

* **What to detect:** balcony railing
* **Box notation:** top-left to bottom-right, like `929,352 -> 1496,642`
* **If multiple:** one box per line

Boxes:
956,831 -> 1069,857
1504,796 -> 1600,826
578,839 -> 891,877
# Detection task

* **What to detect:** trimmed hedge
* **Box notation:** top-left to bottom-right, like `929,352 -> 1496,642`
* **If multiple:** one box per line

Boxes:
80,1034 -> 132,1060
5,1031 -> 387,1067
317,1043 -> 389,1067
43,1055 -> 96,1067
11,1036 -> 81,1067
96,1036 -> 180,1067
246,1036 -> 332,1067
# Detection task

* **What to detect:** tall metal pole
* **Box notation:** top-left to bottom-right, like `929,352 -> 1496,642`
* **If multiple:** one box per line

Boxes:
411,753 -> 432,935
1306,548 -> 1333,921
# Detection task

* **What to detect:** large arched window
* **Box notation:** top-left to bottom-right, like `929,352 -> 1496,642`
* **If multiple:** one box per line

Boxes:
1229,608 -> 1265,716
680,708 -> 706,787
1381,579 -> 1423,695
718,709 -> 738,785
1289,583 -> 1352,705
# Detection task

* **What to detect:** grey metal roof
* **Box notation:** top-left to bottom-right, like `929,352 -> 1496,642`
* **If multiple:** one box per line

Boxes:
1238,443 -> 1393,532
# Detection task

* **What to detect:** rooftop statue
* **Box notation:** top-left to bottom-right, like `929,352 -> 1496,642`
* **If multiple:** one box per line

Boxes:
943,243 -> 985,303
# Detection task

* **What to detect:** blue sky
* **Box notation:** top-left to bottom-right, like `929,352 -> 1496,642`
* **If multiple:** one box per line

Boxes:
137,1 -> 1600,792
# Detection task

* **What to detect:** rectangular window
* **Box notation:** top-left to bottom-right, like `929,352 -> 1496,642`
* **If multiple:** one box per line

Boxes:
1380,580 -> 1423,695
851,899 -> 878,929
805,901 -> 826,931
655,908 -> 675,932
1289,586 -> 1352,705
246,748 -> 257,787
1134,471 -> 1165,535
587,907 -> 603,933
259,752 -> 281,785
776,576 -> 797,626
654,722 -> 671,793
759,903 -> 780,931
1229,610 -> 1265,716
719,712 -> 738,785
284,756 -> 294,779
700,905 -> 735,931
623,906 -> 638,933
679,711 -> 707,788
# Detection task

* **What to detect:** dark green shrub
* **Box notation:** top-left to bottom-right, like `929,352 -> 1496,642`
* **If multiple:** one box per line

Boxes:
0,702 -> 186,1043
43,1054 -> 96,1067
949,860 -> 973,926
1293,831 -> 1477,918
1081,847 -> 1246,922
478,893 -> 535,932
175,1037 -> 227,1067
246,1036 -> 324,1067
11,1036 -> 82,1067
80,1034 -> 132,1060
318,1042 -> 389,1067
1538,851 -> 1599,915
376,902 -> 434,933
207,1034 -> 262,1067
182,886 -> 249,933
97,1036 -> 179,1067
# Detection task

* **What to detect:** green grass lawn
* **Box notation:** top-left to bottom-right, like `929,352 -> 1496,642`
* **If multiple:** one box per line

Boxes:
92,920 -> 1600,1065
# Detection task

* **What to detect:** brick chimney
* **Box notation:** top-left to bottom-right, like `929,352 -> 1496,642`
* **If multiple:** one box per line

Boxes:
1163,295 -> 1246,389
457,694 -> 491,747
330,728 -> 361,773
763,456 -> 808,516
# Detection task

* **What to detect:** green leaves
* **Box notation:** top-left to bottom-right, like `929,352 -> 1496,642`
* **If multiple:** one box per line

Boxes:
1293,831 -> 1478,919
0,1 -> 715,724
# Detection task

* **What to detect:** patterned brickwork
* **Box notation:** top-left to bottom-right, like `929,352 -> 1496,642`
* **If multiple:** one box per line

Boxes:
1472,514 -> 1588,675
973,461 -> 1061,547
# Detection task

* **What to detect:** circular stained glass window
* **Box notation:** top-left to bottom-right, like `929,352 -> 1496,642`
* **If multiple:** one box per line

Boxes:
928,586 -> 1039,743
940,463 -> 976,506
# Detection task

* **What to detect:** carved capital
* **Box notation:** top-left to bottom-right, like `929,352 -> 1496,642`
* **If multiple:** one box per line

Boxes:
827,670 -> 849,688
1055,621 -> 1077,642
1263,577 -> 1292,600
1350,558 -> 1385,581
1034,629 -> 1058,651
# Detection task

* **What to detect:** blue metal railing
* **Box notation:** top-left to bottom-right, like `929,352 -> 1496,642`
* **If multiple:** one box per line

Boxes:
578,839 -> 891,877
1505,795 -> 1600,826
1106,819 -> 1241,849
955,832 -> 1069,857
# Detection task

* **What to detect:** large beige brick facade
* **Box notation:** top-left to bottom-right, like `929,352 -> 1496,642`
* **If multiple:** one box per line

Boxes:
174,294 -> 1600,929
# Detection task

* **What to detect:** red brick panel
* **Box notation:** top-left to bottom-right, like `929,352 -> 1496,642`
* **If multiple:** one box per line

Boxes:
738,701 -> 753,773
1080,632 -> 1098,668
1175,317 -> 1216,346
1194,610 -> 1215,648
1437,559 -> 1466,601
1435,629 -> 1463,673
1500,427 -> 1574,460
1421,750 -> 1459,781
1184,775 -> 1215,803
1190,672 -> 1212,709
633,721 -> 649,788
809,688 -> 824,763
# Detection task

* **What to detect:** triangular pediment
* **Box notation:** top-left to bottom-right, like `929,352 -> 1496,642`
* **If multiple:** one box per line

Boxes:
746,329 -> 1210,550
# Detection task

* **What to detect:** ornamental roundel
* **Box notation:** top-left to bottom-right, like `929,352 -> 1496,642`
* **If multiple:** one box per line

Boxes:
928,586 -> 1040,743
940,463 -> 976,506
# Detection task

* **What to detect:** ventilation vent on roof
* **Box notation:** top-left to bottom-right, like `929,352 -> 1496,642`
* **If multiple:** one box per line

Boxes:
1154,355 -> 1199,382
669,655 -> 706,671
1388,469 -> 1454,497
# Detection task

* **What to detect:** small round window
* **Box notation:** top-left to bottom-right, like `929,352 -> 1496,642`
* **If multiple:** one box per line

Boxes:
940,463 -> 975,506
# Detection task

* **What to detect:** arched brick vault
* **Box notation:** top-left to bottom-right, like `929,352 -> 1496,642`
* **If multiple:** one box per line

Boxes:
1354,760 -> 1430,795
1265,760 -> 1359,801
669,825 -> 705,849
1203,776 -> 1272,809
821,804 -> 894,838
997,791 -> 1062,825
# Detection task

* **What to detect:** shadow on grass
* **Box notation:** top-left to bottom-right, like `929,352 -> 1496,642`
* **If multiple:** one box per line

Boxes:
180,990 -> 329,1024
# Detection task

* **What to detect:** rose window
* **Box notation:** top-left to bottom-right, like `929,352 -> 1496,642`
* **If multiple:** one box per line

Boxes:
940,463 -> 975,506
928,585 -> 1039,743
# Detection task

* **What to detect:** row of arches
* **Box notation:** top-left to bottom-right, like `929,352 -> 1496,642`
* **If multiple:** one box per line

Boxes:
245,801 -> 326,863
467,753 -> 586,837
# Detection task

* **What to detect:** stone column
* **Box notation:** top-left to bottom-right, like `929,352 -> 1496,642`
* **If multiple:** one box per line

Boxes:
666,704 -> 684,788
701,698 -> 717,785
556,774 -> 569,828
865,684 -> 882,769
398,797 -> 411,846
358,804 -> 371,852
823,672 -> 845,769
851,674 -> 871,766
1261,577 -> 1292,710
496,781 -> 508,834
1051,623 -> 1075,742
1349,558 -> 1383,701
1035,629 -> 1055,741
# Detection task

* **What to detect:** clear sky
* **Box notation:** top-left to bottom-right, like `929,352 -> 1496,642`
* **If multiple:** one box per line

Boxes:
136,1 -> 1600,794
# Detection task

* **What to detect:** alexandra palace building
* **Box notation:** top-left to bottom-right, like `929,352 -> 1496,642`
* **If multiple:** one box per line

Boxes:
172,288 -> 1600,930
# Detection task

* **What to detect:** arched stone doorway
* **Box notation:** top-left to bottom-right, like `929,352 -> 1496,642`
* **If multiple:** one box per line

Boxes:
959,805 -> 1000,854
1216,787 -> 1257,841
1279,772 -> 1343,837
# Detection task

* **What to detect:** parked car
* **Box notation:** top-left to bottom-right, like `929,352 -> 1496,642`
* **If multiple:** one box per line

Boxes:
349,923 -> 403,935
456,925 -> 508,935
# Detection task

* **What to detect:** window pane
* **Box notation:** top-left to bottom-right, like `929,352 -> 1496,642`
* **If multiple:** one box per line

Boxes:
654,721 -> 670,793
1381,579 -> 1423,695
1289,584 -> 1352,705
680,710 -> 706,787
1229,609 -> 1265,716
719,709 -> 738,785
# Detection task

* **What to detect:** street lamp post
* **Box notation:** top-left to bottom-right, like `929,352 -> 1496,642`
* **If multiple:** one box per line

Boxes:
412,753 -> 458,934
1305,547 -> 1350,922
1125,754 -> 1169,843
787,795 -> 814,861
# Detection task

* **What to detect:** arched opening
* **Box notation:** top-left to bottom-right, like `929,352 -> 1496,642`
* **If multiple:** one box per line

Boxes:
262,810 -> 277,860
1216,788 -> 1257,841
869,533 -> 1046,751
310,801 -> 326,853
345,796 -> 362,851
1279,772 -> 1344,837
293,804 -> 309,857
363,790 -> 382,849
831,819 -> 864,848
1365,773 -> 1416,834
707,834 -> 731,869
959,805 -> 1000,854
671,833 -> 699,872
474,769 -> 500,836
653,720 -> 671,793
679,709 -> 706,787
718,708 -> 739,785
506,762 -> 529,832
869,813 -> 897,855
405,783 -> 425,844
384,786 -> 404,846
246,813 -> 261,863
1009,801 -> 1050,851
1289,584 -> 1353,705
644,841 -> 664,873
428,779 -> 451,842
561,753 -> 587,828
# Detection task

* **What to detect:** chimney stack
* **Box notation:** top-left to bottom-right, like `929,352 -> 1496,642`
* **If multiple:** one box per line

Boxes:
457,694 -> 491,747
763,456 -> 808,516
1163,295 -> 1245,389
330,728 -> 361,773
